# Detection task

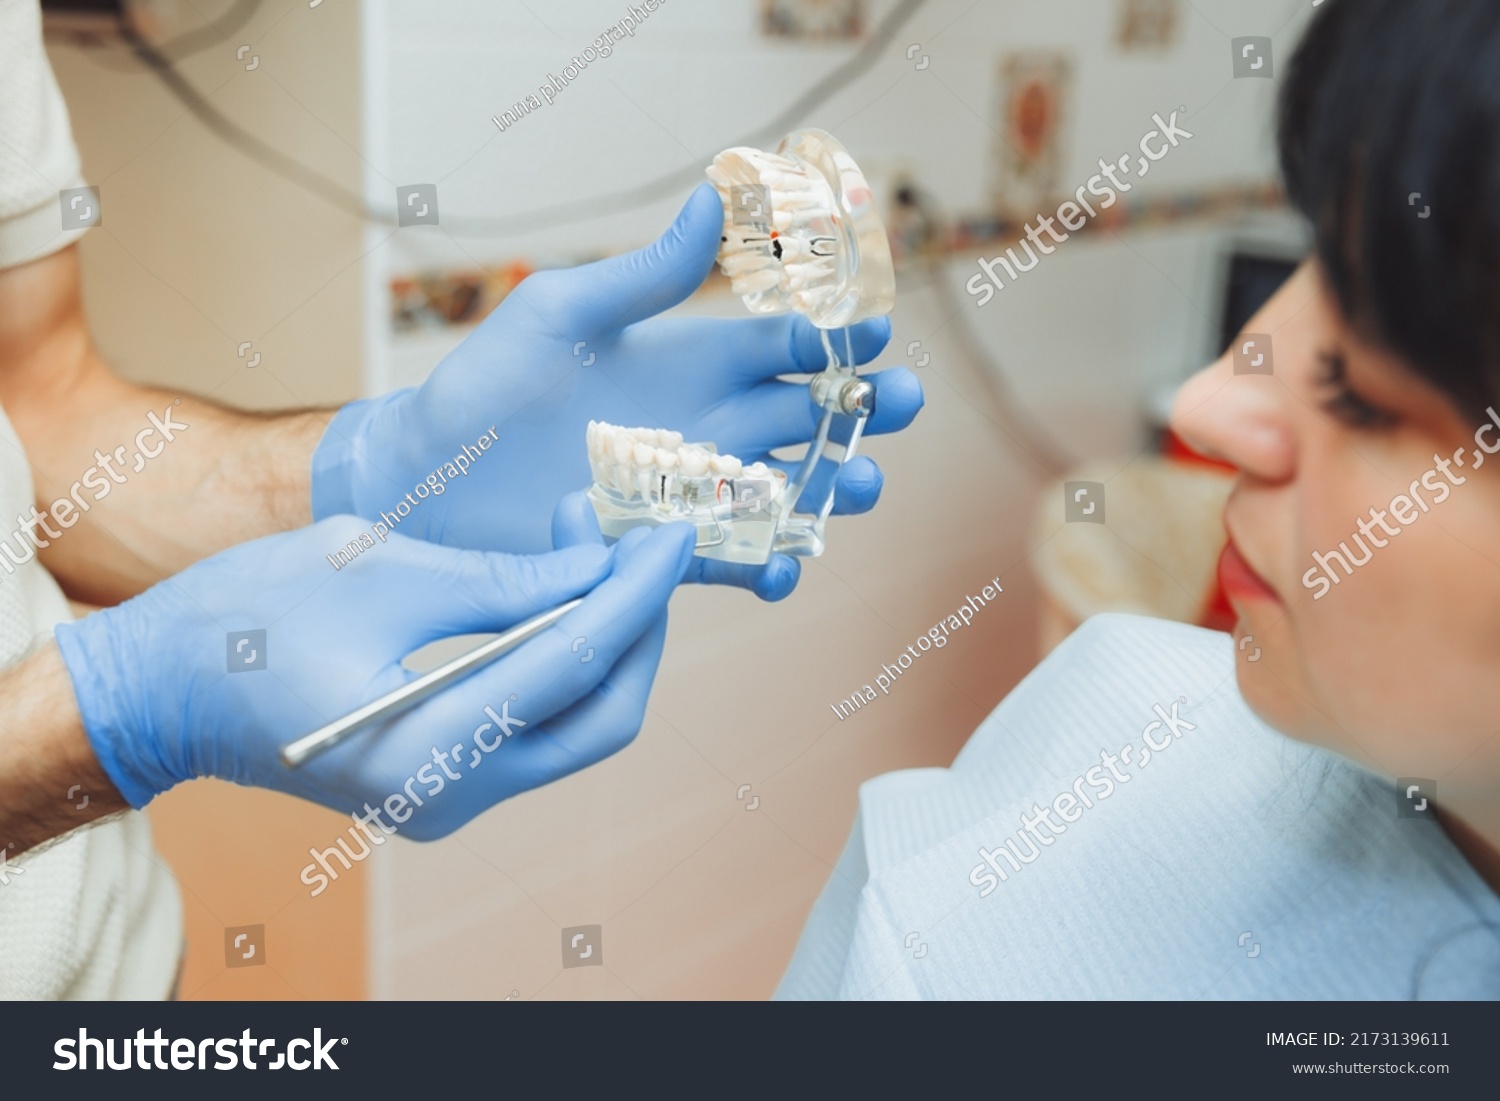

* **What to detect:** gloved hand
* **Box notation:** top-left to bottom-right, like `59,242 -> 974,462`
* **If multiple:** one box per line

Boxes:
54,516 -> 695,839
311,183 -> 924,602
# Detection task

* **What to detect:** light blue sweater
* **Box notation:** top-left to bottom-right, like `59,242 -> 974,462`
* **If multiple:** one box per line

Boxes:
775,615 -> 1500,999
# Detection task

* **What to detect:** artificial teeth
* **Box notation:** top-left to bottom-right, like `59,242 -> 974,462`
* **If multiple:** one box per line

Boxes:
709,454 -> 742,478
719,253 -> 776,275
731,269 -> 781,295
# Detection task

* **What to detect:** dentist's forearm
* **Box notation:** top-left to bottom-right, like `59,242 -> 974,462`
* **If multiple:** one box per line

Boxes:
11,358 -> 332,604
0,641 -> 127,857
0,245 -> 334,604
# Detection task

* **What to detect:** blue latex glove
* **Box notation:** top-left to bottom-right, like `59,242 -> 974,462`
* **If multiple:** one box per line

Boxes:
311,184 -> 924,602
54,516 -> 694,839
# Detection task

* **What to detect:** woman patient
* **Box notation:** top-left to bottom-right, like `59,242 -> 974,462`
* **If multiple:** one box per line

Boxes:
778,0 -> 1500,998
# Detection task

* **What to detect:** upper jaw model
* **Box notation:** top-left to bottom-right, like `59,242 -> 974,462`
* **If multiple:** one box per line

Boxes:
586,128 -> 895,565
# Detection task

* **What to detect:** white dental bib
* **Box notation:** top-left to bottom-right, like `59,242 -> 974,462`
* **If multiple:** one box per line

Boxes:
777,614 -> 1500,999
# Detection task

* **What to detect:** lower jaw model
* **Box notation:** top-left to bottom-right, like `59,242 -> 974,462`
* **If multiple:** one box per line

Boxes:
585,421 -> 788,565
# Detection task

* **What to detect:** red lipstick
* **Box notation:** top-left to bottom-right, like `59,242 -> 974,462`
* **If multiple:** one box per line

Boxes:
1218,539 -> 1279,605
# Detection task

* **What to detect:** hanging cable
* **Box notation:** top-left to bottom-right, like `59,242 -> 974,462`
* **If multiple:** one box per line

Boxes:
110,0 -> 930,235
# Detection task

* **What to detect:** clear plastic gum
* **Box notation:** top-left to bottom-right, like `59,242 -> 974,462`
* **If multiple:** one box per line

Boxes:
586,128 -> 895,564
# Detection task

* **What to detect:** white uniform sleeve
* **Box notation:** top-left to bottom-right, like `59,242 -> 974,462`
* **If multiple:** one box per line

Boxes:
0,0 -> 90,269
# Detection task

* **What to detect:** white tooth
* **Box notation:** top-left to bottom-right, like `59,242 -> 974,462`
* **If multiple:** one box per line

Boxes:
774,189 -> 824,211
762,169 -> 814,192
612,462 -> 635,499
710,454 -> 742,478
732,270 -> 782,295
657,430 -> 683,450
612,433 -> 633,464
714,148 -> 756,168
743,461 -> 769,478
753,151 -> 797,174
719,253 -> 776,275
655,448 -> 679,472
633,442 -> 656,467
679,447 -> 709,477
794,284 -> 837,305
774,209 -> 830,232
784,262 -> 832,290
635,465 -> 653,500
629,427 -> 655,444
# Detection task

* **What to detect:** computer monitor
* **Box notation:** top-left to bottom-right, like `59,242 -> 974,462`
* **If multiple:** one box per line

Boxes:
1217,250 -> 1303,357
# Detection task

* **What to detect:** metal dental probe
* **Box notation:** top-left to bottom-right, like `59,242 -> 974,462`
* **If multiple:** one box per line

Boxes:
279,597 -> 585,768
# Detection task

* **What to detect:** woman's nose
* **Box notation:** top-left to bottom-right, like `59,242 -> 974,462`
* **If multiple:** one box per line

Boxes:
1170,352 -> 1295,482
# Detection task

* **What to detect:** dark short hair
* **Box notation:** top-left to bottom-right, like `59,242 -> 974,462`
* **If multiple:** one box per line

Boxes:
1280,0 -> 1500,417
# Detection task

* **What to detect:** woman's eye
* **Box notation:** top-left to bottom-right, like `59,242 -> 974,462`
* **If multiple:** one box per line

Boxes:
1316,352 -> 1399,429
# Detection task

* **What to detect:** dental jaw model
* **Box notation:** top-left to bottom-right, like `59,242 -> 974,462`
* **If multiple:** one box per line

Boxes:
586,128 -> 895,564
